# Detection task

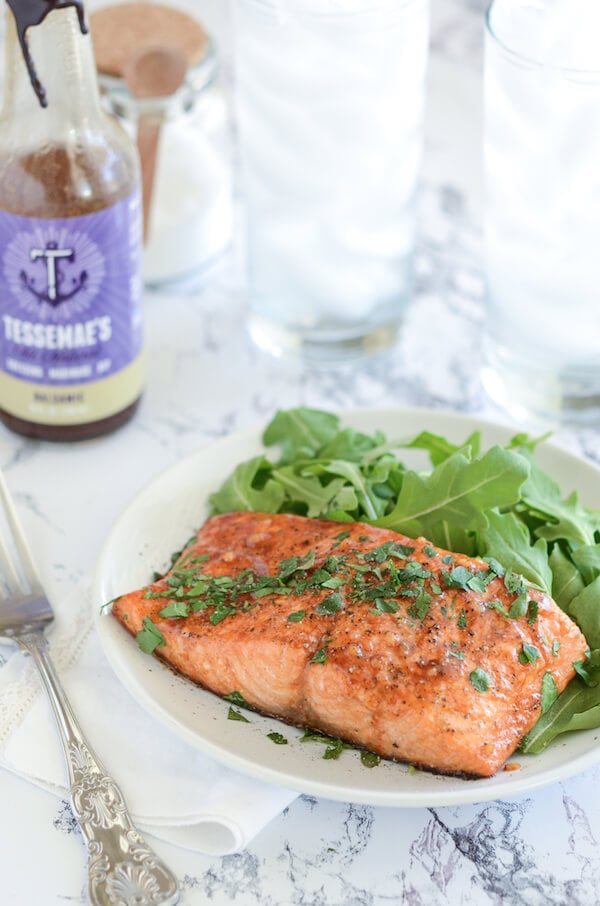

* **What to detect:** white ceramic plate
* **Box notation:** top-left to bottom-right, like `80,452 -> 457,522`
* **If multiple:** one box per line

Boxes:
94,407 -> 600,807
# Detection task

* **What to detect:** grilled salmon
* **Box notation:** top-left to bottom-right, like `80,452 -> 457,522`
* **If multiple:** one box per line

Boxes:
111,512 -> 588,778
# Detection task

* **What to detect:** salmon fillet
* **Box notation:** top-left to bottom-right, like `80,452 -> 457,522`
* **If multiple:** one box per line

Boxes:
111,512 -> 588,778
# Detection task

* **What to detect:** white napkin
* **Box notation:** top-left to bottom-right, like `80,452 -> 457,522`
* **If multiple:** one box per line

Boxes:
0,585 -> 297,855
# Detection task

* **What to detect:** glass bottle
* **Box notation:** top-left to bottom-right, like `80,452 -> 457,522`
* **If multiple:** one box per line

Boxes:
0,0 -> 144,441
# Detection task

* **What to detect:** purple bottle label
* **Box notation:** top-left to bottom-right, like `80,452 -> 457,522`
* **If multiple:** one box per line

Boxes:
0,192 -> 143,388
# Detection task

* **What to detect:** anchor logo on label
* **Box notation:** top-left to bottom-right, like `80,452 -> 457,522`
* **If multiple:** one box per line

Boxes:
4,225 -> 106,318
20,240 -> 88,306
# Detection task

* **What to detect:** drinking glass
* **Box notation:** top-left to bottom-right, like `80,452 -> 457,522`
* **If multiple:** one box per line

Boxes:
232,0 -> 430,362
482,0 -> 600,425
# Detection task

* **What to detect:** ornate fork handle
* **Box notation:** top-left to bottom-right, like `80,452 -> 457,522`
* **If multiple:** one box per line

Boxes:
17,629 -> 180,906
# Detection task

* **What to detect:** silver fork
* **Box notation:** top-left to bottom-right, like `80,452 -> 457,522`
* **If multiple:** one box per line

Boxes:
0,472 -> 180,906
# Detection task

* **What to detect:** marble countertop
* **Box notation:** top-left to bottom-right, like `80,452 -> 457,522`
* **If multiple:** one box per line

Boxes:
2,0 -> 600,903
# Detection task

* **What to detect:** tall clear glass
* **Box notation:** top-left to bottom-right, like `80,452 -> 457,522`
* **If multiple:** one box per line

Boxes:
482,0 -> 600,425
232,0 -> 430,363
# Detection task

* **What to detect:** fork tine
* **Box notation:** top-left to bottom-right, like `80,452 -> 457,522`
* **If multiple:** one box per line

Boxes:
0,470 -> 43,595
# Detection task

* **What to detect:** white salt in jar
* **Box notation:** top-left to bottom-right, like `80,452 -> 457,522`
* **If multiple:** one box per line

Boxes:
91,3 -> 233,288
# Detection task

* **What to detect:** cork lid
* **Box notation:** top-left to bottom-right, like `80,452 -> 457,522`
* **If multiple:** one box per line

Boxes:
90,2 -> 209,77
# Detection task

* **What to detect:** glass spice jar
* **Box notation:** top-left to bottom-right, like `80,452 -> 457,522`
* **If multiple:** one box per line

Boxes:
90,2 -> 233,290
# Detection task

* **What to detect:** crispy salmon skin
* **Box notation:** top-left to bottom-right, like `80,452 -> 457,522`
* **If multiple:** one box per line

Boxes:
111,512 -> 588,778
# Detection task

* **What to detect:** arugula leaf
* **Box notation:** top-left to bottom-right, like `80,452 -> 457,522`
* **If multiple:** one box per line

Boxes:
571,544 -> 600,586
520,651 -> 600,753
323,459 -> 385,520
520,458 -> 597,548
479,510 -> 553,593
549,545 -> 585,610
318,427 -> 384,462
271,466 -> 347,518
507,431 -> 552,453
403,429 -> 481,466
565,576 -> 600,649
262,407 -> 340,463
376,446 -> 529,537
209,456 -> 284,514
427,521 -> 476,557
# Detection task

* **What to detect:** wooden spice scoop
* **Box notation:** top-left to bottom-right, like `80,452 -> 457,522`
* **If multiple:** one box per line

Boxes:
122,47 -> 187,242
90,2 -> 209,243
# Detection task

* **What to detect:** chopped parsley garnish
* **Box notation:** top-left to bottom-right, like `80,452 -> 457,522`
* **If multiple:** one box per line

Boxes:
310,643 -> 330,664
364,541 -> 413,564
572,660 -> 594,686
209,603 -> 237,625
540,672 -> 558,714
267,732 -> 288,745
135,617 -> 166,654
466,574 -> 487,594
482,556 -> 505,578
315,592 -> 343,615
360,751 -> 381,768
407,592 -> 431,622
448,643 -> 464,660
159,600 -> 189,618
503,570 -> 527,596
441,566 -> 474,591
470,668 -> 492,693
489,591 -> 537,623
299,729 -> 380,767
278,549 -> 316,578
370,597 -> 400,615
519,643 -> 541,665
227,706 -> 250,722
288,610 -> 306,622
101,596 -> 121,612
508,593 -> 529,619
224,690 -> 248,707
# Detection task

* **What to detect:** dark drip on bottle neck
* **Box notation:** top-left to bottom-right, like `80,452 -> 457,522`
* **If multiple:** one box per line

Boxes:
5,0 -> 88,108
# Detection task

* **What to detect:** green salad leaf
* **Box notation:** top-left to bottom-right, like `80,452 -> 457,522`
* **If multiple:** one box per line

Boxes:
478,510 -> 553,593
209,456 -> 285,514
376,445 -> 529,538
208,406 -> 600,754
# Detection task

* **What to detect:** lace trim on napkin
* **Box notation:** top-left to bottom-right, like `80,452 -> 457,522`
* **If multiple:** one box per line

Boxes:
0,595 -> 92,749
